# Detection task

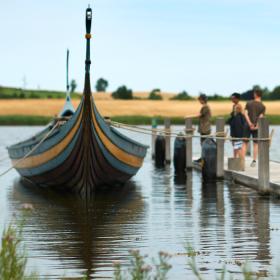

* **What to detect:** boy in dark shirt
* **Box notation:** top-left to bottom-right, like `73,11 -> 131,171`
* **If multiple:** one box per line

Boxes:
242,89 -> 266,167
228,93 -> 246,158
194,94 -> 211,163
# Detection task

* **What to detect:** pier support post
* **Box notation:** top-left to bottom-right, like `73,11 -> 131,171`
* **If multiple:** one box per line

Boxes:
151,118 -> 157,159
216,118 -> 225,178
258,118 -> 270,193
185,118 -> 193,170
164,118 -> 171,164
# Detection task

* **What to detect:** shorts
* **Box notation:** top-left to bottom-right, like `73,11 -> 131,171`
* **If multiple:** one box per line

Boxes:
233,140 -> 243,150
243,125 -> 258,143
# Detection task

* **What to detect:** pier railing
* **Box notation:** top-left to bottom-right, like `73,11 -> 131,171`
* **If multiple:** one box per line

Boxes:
150,117 -> 272,194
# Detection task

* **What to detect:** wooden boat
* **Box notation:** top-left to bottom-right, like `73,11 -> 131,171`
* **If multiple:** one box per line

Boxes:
7,7 -> 148,196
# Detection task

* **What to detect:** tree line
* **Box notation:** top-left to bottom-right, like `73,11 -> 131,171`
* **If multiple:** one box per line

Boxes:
1,77 -> 280,100
95,78 -> 280,101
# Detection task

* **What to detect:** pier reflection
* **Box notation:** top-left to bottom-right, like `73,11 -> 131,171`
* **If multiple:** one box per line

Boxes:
227,184 -> 271,267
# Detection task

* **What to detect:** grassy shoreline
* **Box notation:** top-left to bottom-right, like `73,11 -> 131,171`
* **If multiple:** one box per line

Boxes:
0,114 -> 280,126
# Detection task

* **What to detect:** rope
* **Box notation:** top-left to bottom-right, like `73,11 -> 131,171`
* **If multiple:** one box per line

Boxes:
0,122 -> 59,178
110,121 -> 272,142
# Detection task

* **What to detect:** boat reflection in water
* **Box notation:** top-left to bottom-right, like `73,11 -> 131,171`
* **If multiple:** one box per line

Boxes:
11,179 -> 145,279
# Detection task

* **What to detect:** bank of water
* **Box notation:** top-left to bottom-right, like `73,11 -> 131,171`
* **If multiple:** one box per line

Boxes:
0,126 -> 280,279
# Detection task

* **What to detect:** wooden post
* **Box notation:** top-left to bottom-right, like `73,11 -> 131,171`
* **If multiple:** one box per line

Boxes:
185,118 -> 193,170
164,118 -> 171,164
216,118 -> 225,178
151,118 -> 157,159
258,118 -> 270,193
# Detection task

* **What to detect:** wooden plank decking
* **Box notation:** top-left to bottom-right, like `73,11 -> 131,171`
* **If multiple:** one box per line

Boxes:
224,158 -> 280,196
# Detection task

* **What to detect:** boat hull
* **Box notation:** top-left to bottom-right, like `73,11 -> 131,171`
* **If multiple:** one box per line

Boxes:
8,77 -> 147,195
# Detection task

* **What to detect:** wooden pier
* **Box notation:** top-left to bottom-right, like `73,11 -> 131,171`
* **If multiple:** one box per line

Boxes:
224,158 -> 280,196
152,116 -> 280,196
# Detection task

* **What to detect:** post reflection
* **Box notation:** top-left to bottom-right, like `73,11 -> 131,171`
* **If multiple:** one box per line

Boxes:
227,184 -> 271,269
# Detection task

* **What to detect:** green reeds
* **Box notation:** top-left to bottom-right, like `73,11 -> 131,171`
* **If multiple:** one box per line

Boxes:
0,203 -> 40,280
113,250 -> 172,280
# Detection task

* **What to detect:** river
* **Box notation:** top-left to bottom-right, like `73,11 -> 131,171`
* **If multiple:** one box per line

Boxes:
0,125 -> 280,279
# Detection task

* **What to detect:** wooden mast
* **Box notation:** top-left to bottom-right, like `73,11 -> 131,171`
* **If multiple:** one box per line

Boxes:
80,6 -> 94,197
59,49 -> 75,117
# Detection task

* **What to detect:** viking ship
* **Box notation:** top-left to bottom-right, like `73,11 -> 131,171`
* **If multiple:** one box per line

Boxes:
7,7 -> 148,196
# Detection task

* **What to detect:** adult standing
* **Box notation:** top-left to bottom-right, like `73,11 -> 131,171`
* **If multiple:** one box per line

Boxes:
242,89 -> 266,167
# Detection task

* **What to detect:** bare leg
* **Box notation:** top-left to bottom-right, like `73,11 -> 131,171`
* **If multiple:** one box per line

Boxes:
237,149 -> 242,158
253,142 -> 258,161
242,142 -> 248,159
234,149 -> 238,158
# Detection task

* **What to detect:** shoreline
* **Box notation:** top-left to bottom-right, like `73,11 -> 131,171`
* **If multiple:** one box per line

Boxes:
0,114 -> 280,126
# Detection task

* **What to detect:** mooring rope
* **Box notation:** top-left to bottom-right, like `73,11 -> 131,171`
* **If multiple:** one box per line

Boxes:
0,122 -> 60,178
110,121 -> 273,142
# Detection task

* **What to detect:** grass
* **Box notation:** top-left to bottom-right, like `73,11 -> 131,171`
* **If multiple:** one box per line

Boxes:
0,204 -> 40,280
0,86 -> 81,99
0,114 -> 279,126
114,246 -> 277,280
0,115 -> 52,126
113,250 -> 172,280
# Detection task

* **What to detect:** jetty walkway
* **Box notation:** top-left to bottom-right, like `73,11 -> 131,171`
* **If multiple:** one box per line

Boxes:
224,158 -> 280,195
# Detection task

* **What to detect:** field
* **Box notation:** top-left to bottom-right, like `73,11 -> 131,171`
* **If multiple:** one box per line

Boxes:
0,97 -> 279,117
0,93 -> 279,125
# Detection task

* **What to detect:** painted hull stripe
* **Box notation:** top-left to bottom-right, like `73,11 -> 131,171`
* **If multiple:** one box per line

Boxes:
16,126 -> 82,177
13,103 -> 84,169
91,98 -> 143,168
91,123 -> 137,175
9,99 -> 84,158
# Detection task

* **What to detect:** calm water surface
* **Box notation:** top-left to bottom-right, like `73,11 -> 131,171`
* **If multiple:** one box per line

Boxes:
0,126 -> 280,279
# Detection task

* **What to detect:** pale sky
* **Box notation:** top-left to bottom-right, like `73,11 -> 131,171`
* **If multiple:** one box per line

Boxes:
1,0 -> 280,95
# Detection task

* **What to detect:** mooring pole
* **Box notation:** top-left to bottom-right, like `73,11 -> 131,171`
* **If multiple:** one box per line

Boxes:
216,118 -> 225,178
151,118 -> 157,159
164,118 -> 171,164
185,118 -> 193,170
258,117 -> 270,193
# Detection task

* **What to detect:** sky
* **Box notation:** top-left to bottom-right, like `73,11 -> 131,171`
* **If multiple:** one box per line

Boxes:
1,0 -> 280,96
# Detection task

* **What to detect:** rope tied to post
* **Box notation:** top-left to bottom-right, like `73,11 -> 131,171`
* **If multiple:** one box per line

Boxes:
109,120 -> 273,142
185,127 -> 195,134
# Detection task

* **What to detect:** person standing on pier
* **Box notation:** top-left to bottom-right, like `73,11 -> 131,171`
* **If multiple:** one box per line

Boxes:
242,89 -> 266,167
227,93 -> 246,158
195,93 -> 212,163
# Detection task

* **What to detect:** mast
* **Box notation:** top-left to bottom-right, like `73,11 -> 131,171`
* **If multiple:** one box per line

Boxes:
85,6 -> 92,74
59,49 -> 75,116
66,49 -> 70,101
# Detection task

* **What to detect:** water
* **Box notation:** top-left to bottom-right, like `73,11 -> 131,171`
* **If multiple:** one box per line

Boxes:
1,125 -> 280,279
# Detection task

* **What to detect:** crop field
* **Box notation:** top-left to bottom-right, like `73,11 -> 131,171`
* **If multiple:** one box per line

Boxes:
0,97 -> 279,117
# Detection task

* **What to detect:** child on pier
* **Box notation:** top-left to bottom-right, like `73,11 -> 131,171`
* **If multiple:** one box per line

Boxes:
227,93 -> 246,158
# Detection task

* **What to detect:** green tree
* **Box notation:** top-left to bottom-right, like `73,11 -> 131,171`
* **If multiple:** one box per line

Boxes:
96,78 -> 109,92
70,79 -> 77,93
148,89 -> 163,100
170,91 -> 192,100
112,86 -> 133,100
270,86 -> 280,100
